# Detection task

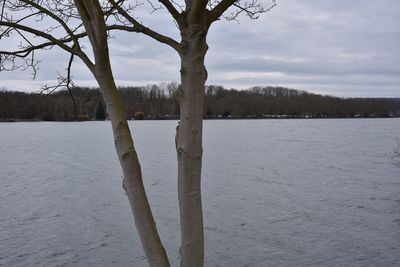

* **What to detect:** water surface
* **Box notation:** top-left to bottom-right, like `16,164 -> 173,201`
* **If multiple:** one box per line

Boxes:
1,119 -> 399,266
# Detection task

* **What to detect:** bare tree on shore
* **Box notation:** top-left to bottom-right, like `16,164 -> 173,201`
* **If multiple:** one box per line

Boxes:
0,0 -> 276,266
1,1 -> 171,265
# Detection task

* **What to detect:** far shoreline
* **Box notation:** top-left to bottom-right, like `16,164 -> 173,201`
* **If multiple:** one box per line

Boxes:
1,116 -> 399,123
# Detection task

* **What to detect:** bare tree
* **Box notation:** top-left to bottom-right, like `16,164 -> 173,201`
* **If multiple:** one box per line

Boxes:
106,1 -> 276,265
0,0 -> 276,266
0,1 -> 170,266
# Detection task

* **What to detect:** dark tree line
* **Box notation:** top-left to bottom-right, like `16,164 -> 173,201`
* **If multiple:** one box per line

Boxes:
1,83 -> 399,121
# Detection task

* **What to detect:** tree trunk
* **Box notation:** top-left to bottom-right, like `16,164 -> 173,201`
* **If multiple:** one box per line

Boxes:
176,21 -> 208,267
95,70 -> 170,267
74,1 -> 170,266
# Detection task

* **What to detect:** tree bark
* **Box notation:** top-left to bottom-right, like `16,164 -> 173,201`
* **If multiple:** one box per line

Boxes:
95,70 -> 170,267
74,1 -> 170,266
176,17 -> 209,267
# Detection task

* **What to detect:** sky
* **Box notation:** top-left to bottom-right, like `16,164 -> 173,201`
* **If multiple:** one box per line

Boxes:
0,0 -> 399,97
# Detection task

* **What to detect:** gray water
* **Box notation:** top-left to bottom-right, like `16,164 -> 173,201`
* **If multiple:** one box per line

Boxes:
0,119 -> 399,267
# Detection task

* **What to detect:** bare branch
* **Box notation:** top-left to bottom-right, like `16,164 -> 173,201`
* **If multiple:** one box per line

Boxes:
209,0 -> 237,22
108,0 -> 181,52
0,11 -> 41,39
0,20 -> 94,70
66,52 -> 78,121
0,0 -> 96,82
0,30 -> 89,59
146,0 -> 163,13
158,0 -> 181,20
0,0 -> 5,20
39,51 -> 76,97
209,0 -> 276,23
107,24 -> 181,52
0,21 -> 71,54
20,0 -> 80,48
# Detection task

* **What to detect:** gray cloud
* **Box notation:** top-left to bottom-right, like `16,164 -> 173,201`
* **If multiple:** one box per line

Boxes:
205,0 -> 400,96
0,0 -> 399,97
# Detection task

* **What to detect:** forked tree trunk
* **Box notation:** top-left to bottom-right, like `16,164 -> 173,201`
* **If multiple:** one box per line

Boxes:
74,1 -> 170,266
176,19 -> 209,267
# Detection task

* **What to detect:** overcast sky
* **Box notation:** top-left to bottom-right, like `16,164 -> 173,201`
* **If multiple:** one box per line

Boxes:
0,0 -> 399,97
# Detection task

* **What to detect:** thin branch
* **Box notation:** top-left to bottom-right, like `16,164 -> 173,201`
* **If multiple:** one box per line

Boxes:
209,0 -> 276,23
0,21 -> 94,71
0,30 -> 89,58
40,76 -> 70,95
0,20 -> 76,55
146,0 -> 163,14
109,24 -> 181,52
14,27 -> 38,77
209,0 -> 237,22
66,52 -> 78,121
20,0 -> 80,48
0,0 -> 5,20
0,10 -> 41,39
38,52 -> 78,121
170,0 -> 184,12
108,0 -> 181,52
158,0 -> 181,20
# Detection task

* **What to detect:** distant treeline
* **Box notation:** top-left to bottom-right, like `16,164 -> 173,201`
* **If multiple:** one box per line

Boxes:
1,83 -> 399,121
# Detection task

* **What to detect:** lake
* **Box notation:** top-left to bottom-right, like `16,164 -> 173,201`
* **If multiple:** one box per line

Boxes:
1,119 -> 399,266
